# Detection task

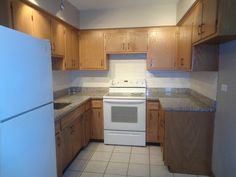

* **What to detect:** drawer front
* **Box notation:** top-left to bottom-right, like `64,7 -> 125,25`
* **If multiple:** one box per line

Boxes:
91,100 -> 103,108
61,104 -> 85,129
147,101 -> 159,110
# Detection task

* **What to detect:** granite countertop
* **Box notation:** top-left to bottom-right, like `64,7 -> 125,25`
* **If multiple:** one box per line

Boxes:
54,88 -> 108,121
54,88 -> 216,121
147,88 -> 216,112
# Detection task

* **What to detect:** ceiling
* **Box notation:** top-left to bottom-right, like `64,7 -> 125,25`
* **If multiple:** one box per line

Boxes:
68,0 -> 179,11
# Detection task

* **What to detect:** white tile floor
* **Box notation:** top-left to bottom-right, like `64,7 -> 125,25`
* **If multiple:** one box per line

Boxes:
63,142 -> 209,177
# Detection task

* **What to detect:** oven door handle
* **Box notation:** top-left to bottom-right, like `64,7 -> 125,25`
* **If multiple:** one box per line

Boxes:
103,99 -> 145,104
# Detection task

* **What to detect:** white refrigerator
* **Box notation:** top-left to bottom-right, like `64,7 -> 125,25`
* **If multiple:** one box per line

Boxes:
0,26 -> 57,177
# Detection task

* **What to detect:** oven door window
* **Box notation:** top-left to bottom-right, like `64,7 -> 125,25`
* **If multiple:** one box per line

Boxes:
111,106 -> 138,123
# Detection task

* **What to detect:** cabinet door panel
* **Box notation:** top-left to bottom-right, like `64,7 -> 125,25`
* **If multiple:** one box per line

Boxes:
192,2 -> 203,43
201,0 -> 217,39
61,126 -> 73,170
32,9 -> 51,40
177,13 -> 194,71
11,1 -> 34,35
55,133 -> 62,177
105,32 -> 127,52
91,109 -> 104,140
147,110 -> 159,143
148,28 -> 177,70
79,31 -> 106,70
128,31 -> 148,52
51,19 -> 65,57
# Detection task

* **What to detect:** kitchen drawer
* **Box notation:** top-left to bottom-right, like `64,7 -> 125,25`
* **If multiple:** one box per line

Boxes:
91,100 -> 103,108
147,101 -> 159,110
61,104 -> 85,129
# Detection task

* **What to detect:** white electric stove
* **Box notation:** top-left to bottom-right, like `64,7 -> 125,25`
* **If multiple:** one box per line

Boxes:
103,79 -> 146,146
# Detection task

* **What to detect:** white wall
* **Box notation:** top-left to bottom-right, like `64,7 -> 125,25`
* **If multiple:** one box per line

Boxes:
71,55 -> 190,88
190,72 -> 218,100
212,40 -> 236,177
176,0 -> 196,23
27,0 -> 80,28
53,71 -> 71,91
80,3 -> 177,29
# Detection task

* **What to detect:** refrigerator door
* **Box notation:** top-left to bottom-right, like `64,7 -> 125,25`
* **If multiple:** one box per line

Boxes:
0,26 -> 53,122
0,104 -> 57,177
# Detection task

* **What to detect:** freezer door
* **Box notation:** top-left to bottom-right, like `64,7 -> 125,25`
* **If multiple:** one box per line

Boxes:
0,104 -> 57,177
0,26 -> 53,121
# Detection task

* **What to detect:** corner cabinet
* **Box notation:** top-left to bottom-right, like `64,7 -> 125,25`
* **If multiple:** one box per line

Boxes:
192,0 -> 236,44
79,30 -> 107,70
147,27 -> 178,70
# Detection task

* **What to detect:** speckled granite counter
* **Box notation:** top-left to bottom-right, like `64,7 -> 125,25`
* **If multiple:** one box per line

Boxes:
54,87 -> 216,121
147,88 -> 216,112
54,88 -> 108,121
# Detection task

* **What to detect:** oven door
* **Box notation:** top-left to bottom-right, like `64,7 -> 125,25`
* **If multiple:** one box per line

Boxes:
103,99 -> 146,131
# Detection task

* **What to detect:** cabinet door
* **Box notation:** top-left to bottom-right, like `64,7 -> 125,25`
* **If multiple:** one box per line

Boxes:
201,0 -> 217,39
79,31 -> 106,70
11,1 -> 34,36
147,27 -> 177,70
192,2 -> 203,43
147,109 -> 159,143
72,116 -> 82,157
32,9 -> 51,40
91,108 -> 104,140
177,13 -> 194,71
64,27 -> 74,69
55,133 -> 62,177
61,126 -> 73,170
128,31 -> 148,52
85,110 -> 91,145
105,32 -> 127,53
51,19 -> 65,57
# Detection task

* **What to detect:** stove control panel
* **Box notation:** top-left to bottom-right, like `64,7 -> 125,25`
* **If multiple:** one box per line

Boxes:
110,79 -> 146,88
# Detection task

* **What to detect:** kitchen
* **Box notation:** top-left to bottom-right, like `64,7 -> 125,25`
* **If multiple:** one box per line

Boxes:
0,0 -> 235,177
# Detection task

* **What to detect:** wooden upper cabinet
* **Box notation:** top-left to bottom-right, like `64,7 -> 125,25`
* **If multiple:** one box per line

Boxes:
192,2 -> 203,43
32,9 -> 51,40
11,1 -> 51,40
177,12 -> 194,71
64,26 -> 79,70
51,19 -> 65,58
147,27 -> 177,70
11,1 -> 34,36
201,0 -> 217,39
79,30 -> 106,70
127,31 -> 148,52
105,30 -> 148,53
105,31 -> 127,53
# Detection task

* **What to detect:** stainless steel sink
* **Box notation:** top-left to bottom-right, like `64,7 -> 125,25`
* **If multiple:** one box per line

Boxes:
54,102 -> 71,110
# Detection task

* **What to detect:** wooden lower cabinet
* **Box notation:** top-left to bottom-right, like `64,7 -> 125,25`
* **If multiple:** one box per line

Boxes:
55,120 -> 63,177
82,109 -> 91,147
146,101 -> 159,143
164,111 -> 214,175
90,99 -> 104,140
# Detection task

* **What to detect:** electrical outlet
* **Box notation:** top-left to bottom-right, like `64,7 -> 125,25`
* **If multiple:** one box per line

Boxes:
221,84 -> 228,92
